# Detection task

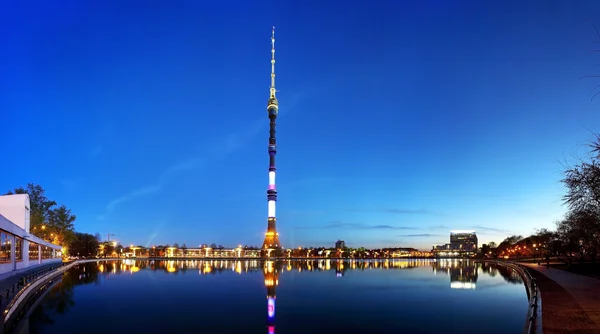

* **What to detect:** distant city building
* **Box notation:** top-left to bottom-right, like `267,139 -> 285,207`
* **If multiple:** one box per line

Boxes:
335,240 -> 345,249
432,230 -> 478,257
450,231 -> 478,250
388,248 -> 432,258
390,247 -> 416,257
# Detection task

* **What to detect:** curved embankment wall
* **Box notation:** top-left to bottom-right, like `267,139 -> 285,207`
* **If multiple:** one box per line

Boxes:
1,259 -> 114,333
484,261 -> 543,334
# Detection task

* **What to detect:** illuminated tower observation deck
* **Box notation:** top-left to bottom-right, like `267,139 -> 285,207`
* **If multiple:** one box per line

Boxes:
261,26 -> 283,257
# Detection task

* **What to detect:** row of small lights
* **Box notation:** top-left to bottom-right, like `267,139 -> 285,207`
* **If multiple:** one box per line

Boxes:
500,243 -> 545,258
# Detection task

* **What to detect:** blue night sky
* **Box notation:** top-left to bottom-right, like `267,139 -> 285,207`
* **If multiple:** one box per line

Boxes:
2,1 -> 599,250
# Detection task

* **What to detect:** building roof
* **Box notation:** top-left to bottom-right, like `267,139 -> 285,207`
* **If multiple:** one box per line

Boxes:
0,213 -> 61,249
0,214 -> 11,225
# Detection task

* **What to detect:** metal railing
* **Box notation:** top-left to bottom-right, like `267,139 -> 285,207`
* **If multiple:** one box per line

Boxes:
0,262 -> 68,311
517,264 -> 542,334
481,260 -> 542,334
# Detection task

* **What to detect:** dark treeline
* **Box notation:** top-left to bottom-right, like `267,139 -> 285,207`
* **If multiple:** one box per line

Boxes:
489,135 -> 600,265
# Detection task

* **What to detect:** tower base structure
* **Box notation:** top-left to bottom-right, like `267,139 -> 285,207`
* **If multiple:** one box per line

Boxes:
262,217 -> 282,257
261,247 -> 284,258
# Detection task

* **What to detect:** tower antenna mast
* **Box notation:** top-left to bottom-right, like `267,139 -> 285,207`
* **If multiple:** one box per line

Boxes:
270,26 -> 277,100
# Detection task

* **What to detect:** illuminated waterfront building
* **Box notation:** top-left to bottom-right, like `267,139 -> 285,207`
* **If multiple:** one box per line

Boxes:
432,230 -> 478,257
450,230 -> 478,250
390,247 -> 420,258
262,27 -> 283,257
0,194 -> 62,275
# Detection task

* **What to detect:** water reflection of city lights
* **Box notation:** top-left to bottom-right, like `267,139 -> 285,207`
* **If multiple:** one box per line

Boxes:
85,259 -> 521,297
167,261 -> 176,273
450,282 -> 476,289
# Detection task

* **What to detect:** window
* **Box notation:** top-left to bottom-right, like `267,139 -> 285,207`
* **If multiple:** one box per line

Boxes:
15,237 -> 23,262
0,232 -> 12,263
42,246 -> 52,259
29,242 -> 39,260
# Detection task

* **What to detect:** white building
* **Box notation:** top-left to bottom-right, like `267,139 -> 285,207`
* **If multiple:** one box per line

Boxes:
0,194 -> 62,276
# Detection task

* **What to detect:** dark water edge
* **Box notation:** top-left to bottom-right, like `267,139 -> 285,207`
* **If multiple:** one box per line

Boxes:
15,259 -> 528,334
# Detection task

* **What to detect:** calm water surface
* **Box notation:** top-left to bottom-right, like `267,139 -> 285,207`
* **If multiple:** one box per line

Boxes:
18,259 -> 528,334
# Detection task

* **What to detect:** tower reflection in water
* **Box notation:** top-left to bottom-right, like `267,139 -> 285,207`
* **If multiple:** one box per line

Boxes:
335,260 -> 344,277
263,260 -> 281,334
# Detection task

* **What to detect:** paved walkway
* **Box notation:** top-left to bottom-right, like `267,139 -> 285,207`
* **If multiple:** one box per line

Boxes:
522,263 -> 600,333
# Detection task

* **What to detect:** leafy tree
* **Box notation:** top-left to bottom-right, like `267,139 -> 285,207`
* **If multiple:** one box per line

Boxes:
5,183 -> 56,232
47,205 -> 76,245
68,233 -> 100,258
5,184 -> 78,247
100,241 -> 115,258
488,241 -> 497,249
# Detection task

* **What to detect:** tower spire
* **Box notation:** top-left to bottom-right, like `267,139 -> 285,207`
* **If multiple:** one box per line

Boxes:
269,26 -> 278,106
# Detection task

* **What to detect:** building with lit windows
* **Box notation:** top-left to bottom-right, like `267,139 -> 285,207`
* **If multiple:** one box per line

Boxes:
432,230 -> 478,257
0,194 -> 62,276
450,230 -> 478,249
